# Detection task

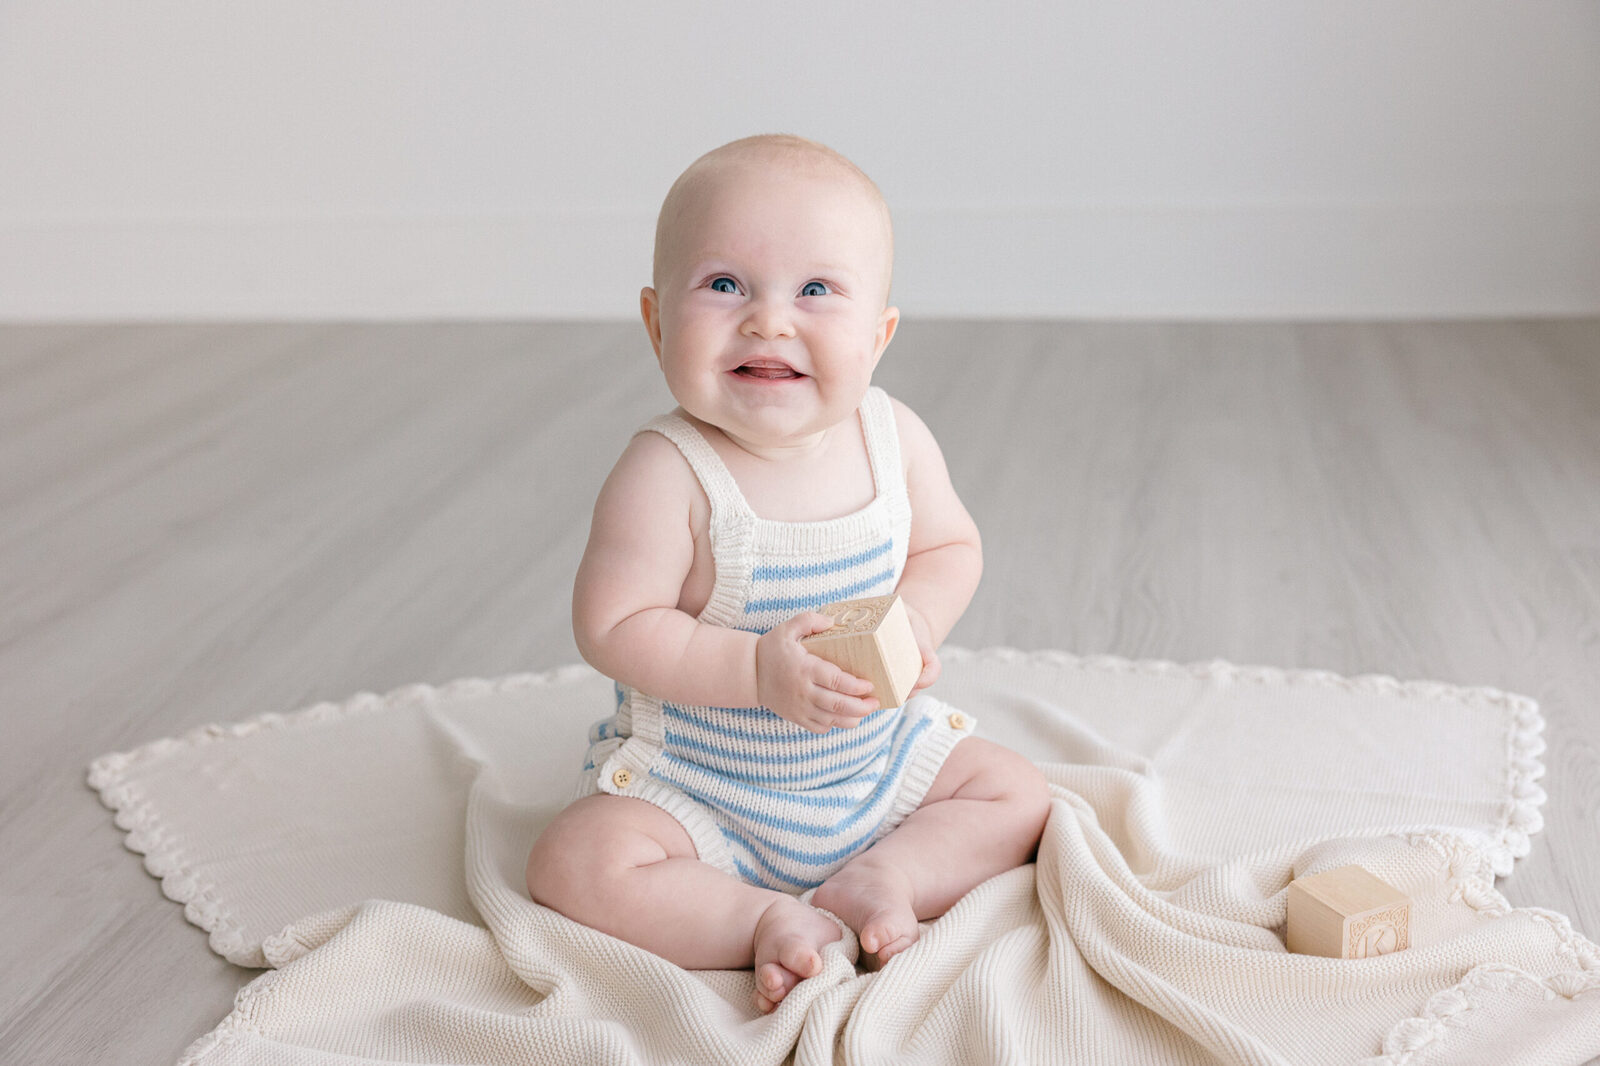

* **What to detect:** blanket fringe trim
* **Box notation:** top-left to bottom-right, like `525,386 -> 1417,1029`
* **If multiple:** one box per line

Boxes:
1373,962 -> 1600,1064
86,648 -> 1545,969
85,665 -> 597,965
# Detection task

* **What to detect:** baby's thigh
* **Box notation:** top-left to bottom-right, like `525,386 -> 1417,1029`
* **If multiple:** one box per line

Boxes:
920,736 -> 1048,808
526,793 -> 697,904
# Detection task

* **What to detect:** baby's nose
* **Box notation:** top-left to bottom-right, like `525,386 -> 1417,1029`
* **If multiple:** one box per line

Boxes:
740,299 -> 796,339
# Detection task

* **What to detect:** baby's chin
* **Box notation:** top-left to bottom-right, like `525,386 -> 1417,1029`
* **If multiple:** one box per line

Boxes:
677,388 -> 870,453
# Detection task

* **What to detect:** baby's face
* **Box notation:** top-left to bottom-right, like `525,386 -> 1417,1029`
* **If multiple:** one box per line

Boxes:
642,161 -> 898,454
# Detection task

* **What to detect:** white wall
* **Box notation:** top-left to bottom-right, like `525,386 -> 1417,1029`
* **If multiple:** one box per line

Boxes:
1,2 -> 1596,320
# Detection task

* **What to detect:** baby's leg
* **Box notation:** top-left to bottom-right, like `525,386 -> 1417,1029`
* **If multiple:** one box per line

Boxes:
812,737 -> 1051,968
526,793 -> 841,1011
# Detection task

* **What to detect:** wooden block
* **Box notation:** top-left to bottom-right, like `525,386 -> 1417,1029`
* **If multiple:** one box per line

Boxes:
801,594 -> 923,710
1286,865 -> 1411,959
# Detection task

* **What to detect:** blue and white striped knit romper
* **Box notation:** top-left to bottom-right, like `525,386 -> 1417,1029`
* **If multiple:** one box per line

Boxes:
576,386 -> 976,893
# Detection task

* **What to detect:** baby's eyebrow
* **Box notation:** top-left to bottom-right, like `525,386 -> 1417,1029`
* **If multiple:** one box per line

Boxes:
680,257 -> 864,286
679,261 -> 739,285
803,265 -> 864,288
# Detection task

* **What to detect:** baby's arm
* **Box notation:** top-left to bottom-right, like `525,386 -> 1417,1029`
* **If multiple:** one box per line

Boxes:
573,432 -> 878,729
891,398 -> 983,684
573,432 -> 758,708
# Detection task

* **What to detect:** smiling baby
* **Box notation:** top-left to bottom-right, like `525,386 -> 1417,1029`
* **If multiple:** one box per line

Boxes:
526,134 -> 1051,1013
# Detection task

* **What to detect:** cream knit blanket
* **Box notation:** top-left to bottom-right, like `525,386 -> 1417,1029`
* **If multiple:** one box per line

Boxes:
89,648 -> 1600,1065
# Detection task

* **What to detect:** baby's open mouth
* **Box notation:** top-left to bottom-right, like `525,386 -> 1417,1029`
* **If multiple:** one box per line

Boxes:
733,359 -> 803,380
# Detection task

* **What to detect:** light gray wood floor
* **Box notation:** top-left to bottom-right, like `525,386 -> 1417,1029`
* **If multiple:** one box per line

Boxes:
3,320 -> 1598,1064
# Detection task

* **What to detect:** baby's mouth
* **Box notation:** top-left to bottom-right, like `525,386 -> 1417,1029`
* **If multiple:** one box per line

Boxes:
733,359 -> 804,380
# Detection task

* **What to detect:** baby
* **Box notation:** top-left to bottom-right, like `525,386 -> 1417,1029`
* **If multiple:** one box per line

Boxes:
526,134 -> 1051,1012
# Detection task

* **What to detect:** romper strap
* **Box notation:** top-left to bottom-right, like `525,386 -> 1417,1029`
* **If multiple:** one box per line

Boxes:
636,413 -> 755,629
860,387 -> 912,528
637,414 -> 755,521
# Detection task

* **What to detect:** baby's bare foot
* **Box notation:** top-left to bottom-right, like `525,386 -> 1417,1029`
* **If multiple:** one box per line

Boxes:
751,895 -> 843,1013
812,862 -> 920,970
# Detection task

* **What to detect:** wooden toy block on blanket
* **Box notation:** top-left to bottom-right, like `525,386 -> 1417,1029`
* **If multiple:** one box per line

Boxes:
88,648 -> 1600,1066
1287,864 -> 1411,959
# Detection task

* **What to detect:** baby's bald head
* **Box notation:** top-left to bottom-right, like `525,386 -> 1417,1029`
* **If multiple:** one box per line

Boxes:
651,134 -> 895,303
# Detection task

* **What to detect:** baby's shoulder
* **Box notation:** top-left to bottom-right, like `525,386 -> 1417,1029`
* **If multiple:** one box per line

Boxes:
882,393 -> 944,472
593,420 -> 708,522
609,422 -> 698,489
882,392 -> 923,432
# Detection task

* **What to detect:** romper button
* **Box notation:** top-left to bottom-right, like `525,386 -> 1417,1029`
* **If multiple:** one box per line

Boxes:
611,768 -> 633,789
948,712 -> 969,730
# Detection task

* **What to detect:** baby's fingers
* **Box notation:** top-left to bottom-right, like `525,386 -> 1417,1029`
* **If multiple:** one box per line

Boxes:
812,659 -> 874,699
811,685 -> 879,727
790,611 -> 840,639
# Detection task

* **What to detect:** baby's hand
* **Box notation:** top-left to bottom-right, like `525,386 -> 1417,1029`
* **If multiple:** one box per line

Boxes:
756,613 -> 880,733
902,600 -> 942,695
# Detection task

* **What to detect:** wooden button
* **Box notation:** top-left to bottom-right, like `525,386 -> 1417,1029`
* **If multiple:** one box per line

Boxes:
611,768 -> 633,789
948,712 -> 969,730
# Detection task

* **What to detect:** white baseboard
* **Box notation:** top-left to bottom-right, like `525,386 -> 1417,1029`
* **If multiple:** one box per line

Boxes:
2,202 -> 1596,320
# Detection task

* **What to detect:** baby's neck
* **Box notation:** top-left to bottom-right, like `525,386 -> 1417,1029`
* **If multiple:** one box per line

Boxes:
718,427 -> 831,464
682,409 -> 877,524
677,410 -> 836,465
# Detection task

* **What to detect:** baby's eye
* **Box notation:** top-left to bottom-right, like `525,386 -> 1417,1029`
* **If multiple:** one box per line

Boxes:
709,277 -> 740,294
800,281 -> 830,297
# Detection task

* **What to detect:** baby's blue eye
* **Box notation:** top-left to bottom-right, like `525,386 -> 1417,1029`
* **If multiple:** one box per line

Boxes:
800,281 -> 829,297
709,277 -> 739,294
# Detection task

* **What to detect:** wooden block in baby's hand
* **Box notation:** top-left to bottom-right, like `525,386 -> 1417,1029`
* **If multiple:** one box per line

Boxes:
801,594 -> 923,710
1286,865 -> 1411,959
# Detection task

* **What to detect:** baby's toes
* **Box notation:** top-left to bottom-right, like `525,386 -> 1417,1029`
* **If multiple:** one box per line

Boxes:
877,931 -> 918,965
860,918 -> 920,970
753,962 -> 802,1012
751,894 -> 843,1011
775,939 -> 823,982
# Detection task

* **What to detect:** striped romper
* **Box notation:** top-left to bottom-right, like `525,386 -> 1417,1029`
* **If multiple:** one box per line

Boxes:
576,386 -> 976,893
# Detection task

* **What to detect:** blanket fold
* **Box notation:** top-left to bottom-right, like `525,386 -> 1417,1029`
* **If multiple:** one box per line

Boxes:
90,648 -> 1600,1065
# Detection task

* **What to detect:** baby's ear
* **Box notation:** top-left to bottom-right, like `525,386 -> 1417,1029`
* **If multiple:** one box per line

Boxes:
872,305 -> 901,364
640,287 -> 664,360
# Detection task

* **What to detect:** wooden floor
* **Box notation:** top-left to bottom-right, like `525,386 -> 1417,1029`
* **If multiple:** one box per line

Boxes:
3,320 -> 1598,1063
